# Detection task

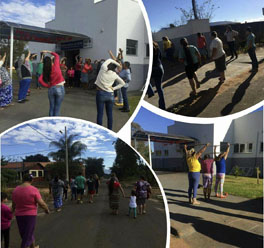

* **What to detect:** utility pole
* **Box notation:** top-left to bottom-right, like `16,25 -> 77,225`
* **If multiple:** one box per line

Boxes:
65,126 -> 69,182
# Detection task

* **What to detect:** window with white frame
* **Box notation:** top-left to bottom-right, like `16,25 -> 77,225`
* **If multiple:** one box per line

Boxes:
239,144 -> 245,153
234,144 -> 239,153
38,171 -> 43,177
155,150 -> 162,156
248,143 -> 253,153
126,39 -> 138,56
31,171 -> 37,177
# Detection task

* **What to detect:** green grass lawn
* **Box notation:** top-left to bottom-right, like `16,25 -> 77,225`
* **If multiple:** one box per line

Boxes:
219,175 -> 263,199
128,94 -> 142,116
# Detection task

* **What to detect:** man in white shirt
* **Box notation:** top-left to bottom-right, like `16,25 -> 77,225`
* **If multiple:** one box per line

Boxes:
210,31 -> 226,84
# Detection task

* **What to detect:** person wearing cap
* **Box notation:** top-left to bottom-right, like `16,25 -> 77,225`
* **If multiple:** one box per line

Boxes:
184,143 -> 210,205
12,174 -> 50,248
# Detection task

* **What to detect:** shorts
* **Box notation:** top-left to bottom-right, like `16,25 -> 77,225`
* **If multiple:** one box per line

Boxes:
185,63 -> 199,79
198,47 -> 207,57
77,188 -> 84,195
214,55 -> 226,72
88,190 -> 95,195
202,174 -> 213,188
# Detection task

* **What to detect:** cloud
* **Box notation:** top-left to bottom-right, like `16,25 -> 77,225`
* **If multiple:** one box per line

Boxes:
0,0 -> 55,27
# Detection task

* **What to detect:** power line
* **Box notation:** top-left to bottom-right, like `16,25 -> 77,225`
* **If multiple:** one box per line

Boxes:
3,148 -> 58,157
26,124 -> 54,142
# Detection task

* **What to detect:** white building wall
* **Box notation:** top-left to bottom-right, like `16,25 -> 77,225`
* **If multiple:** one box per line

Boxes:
232,110 -> 263,158
46,0 -> 118,61
153,19 -> 210,42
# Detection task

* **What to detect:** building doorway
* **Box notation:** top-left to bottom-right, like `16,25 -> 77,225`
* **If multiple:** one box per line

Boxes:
64,49 -> 80,68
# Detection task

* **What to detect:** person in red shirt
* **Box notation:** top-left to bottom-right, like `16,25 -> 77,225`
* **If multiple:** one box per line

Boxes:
67,67 -> 75,88
80,58 -> 93,89
75,55 -> 83,87
197,33 -> 208,64
38,50 -> 66,116
1,192 -> 12,248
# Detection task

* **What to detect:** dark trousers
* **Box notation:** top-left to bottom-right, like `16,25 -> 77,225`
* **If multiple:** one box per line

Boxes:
96,90 -> 114,130
152,64 -> 165,110
63,188 -> 68,200
121,87 -> 129,110
74,70 -> 81,87
227,41 -> 237,57
248,47 -> 258,69
69,77 -> 74,87
1,228 -> 10,248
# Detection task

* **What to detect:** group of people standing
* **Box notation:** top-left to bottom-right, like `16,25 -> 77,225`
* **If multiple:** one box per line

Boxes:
0,48 -> 132,130
184,143 -> 230,205
1,172 -> 152,248
147,25 -> 259,108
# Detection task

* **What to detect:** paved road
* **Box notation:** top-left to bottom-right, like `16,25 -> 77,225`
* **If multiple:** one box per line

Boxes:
157,172 -> 263,248
0,84 -> 134,133
9,181 -> 167,248
145,48 -> 264,117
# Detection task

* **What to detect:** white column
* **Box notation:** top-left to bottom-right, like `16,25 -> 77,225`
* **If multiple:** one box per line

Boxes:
148,135 -> 152,167
10,26 -> 14,80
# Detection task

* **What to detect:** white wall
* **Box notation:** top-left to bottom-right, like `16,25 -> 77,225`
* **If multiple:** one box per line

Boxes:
153,19 -> 210,42
46,0 -> 118,61
232,110 -> 263,158
27,42 -> 55,62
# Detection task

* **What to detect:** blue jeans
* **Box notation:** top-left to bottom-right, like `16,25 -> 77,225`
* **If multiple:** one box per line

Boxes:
18,79 -> 31,101
121,87 -> 129,110
48,85 -> 65,116
36,73 -> 41,88
188,172 -> 200,198
96,90 -> 114,130
152,64 -> 165,110
248,47 -> 258,69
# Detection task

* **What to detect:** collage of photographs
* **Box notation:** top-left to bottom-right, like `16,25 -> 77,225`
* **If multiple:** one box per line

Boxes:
0,0 -> 263,247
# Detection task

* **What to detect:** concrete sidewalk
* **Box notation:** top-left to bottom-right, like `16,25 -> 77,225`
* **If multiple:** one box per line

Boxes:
0,82 -> 137,133
157,172 -> 263,248
145,48 -> 264,117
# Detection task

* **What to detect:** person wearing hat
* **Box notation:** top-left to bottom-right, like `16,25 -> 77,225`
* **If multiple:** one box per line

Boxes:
184,143 -> 210,205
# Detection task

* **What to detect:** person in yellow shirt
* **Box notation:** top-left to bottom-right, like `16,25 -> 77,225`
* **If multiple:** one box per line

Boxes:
162,37 -> 174,61
184,143 -> 209,205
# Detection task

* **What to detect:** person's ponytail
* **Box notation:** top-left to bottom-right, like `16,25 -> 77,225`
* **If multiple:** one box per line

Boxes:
43,56 -> 52,84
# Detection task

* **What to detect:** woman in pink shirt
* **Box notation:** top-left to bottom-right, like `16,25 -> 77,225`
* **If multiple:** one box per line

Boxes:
12,174 -> 50,248
81,58 -> 93,88
200,154 -> 214,200
1,192 -> 12,248
38,50 -> 65,116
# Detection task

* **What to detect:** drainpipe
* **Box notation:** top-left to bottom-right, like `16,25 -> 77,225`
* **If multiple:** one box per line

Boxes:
10,26 -> 14,80
148,134 -> 152,167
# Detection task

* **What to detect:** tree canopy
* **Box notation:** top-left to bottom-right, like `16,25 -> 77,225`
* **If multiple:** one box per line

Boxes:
23,154 -> 50,162
84,157 -> 105,178
48,134 -> 87,162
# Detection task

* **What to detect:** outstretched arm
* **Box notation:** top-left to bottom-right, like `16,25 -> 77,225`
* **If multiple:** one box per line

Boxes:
184,144 -> 188,156
25,50 -> 31,61
36,198 -> 50,214
195,143 -> 209,159
224,143 -> 230,160
119,185 -> 125,197
1,52 -> 6,64
108,50 -> 118,61
214,145 -> 217,160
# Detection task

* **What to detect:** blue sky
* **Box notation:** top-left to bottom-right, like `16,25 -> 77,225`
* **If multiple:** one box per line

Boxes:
1,119 -> 117,169
1,0 -> 263,30
143,0 -> 264,31
133,107 -> 174,133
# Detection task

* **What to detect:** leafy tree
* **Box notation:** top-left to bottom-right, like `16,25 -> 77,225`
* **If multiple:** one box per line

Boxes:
46,161 -> 83,180
0,39 -> 28,67
23,154 -> 50,162
175,0 -> 219,26
48,134 -> 87,162
84,158 -> 105,178
1,169 -> 18,189
111,139 -> 141,179
1,156 -> 9,166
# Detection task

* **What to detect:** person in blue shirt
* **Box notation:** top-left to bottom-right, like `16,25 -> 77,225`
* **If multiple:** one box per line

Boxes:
246,27 -> 258,72
214,143 -> 230,198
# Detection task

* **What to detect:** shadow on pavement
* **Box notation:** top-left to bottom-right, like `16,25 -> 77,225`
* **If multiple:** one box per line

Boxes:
167,81 -> 223,116
170,212 -> 263,248
221,72 -> 257,115
205,197 -> 263,215
167,197 -> 263,222
163,188 -> 188,194
200,69 -> 219,85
